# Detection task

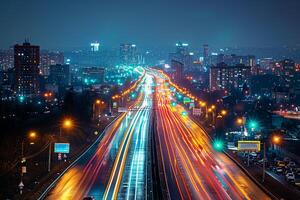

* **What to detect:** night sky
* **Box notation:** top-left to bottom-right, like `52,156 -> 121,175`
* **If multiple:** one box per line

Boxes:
1,0 -> 300,50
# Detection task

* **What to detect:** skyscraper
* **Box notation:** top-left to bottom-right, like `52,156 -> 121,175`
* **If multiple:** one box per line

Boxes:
169,42 -> 193,71
210,63 -> 251,92
14,41 -> 40,97
203,44 -> 210,67
279,59 -> 295,88
90,42 -> 100,52
171,59 -> 184,83
49,64 -> 70,87
40,51 -> 64,76
119,43 -> 138,66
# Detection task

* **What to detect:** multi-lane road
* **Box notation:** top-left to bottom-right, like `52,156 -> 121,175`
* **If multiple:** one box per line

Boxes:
153,71 -> 270,200
41,74 -> 154,200
39,69 -> 271,200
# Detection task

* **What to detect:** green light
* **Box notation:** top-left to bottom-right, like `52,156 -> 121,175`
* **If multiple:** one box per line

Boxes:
171,102 -> 177,107
130,93 -> 136,98
18,96 -> 25,103
181,111 -> 188,117
213,140 -> 224,151
248,120 -> 258,129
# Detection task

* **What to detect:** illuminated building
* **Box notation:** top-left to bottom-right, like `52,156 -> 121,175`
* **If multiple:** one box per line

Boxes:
169,42 -> 193,70
119,43 -> 138,66
40,51 -> 64,76
49,64 -> 70,86
215,54 -> 256,67
14,41 -> 40,97
0,48 -> 14,71
83,67 -> 105,85
279,59 -> 295,88
91,42 -> 100,52
171,59 -> 184,82
210,62 -> 251,92
203,44 -> 210,67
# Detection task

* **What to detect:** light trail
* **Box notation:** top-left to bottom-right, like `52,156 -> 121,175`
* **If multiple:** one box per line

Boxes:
152,71 -> 271,200
103,74 -> 153,200
45,75 -> 152,200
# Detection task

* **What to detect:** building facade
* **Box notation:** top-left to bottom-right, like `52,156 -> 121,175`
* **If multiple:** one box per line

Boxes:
210,62 -> 251,92
14,42 -> 40,97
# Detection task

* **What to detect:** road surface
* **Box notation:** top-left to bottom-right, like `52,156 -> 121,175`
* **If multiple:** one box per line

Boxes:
153,71 -> 271,200
42,75 -> 153,200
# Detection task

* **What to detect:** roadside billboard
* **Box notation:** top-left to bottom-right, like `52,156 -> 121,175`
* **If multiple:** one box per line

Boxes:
54,143 -> 70,153
237,141 -> 261,152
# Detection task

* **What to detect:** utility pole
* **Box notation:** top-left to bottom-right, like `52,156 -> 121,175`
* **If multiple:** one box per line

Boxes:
262,142 -> 266,182
48,142 -> 52,172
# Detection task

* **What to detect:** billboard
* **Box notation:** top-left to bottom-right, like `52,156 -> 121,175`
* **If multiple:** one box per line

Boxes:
54,143 -> 70,153
192,108 -> 202,116
118,107 -> 128,112
237,141 -> 260,152
183,97 -> 191,104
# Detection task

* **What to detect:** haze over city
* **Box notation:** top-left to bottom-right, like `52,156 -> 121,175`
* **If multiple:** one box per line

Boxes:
1,0 -> 300,50
1,1 -> 300,200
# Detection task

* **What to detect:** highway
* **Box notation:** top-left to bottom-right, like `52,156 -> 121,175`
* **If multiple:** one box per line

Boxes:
40,69 -> 271,200
42,74 -> 153,200
153,72 -> 271,200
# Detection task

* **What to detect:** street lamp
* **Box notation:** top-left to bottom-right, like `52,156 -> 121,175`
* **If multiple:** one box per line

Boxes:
236,117 -> 245,138
272,135 -> 281,144
220,110 -> 227,116
60,118 -> 73,137
236,117 -> 244,125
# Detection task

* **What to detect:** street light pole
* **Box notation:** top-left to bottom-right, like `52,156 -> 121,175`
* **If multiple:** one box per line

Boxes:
262,142 -> 266,182
48,141 -> 52,172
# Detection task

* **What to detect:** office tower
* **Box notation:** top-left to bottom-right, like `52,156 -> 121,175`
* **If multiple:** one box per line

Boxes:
49,64 -> 70,86
176,42 -> 189,55
83,67 -> 105,85
171,59 -> 184,83
169,42 -> 193,70
40,51 -> 64,76
120,43 -> 138,66
14,41 -> 40,97
279,59 -> 295,88
210,62 -> 251,92
91,42 -> 100,52
0,48 -> 14,71
203,44 -> 210,67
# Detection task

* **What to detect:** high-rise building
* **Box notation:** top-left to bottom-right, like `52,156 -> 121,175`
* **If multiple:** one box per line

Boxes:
91,42 -> 100,52
210,62 -> 251,92
119,43 -> 138,66
0,48 -> 14,71
279,59 -> 295,88
171,59 -> 184,83
40,51 -> 64,76
203,44 -> 210,67
214,54 -> 256,67
14,41 -> 40,97
83,67 -> 105,85
49,64 -> 70,86
169,42 -> 193,71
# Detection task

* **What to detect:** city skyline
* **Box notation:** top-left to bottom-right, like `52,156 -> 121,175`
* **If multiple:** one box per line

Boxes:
1,0 -> 300,50
1,1 -> 300,200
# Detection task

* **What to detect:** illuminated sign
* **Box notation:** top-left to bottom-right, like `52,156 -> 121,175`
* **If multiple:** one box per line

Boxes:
237,141 -> 260,152
54,143 -> 70,153
90,42 -> 100,51
183,97 -> 191,104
